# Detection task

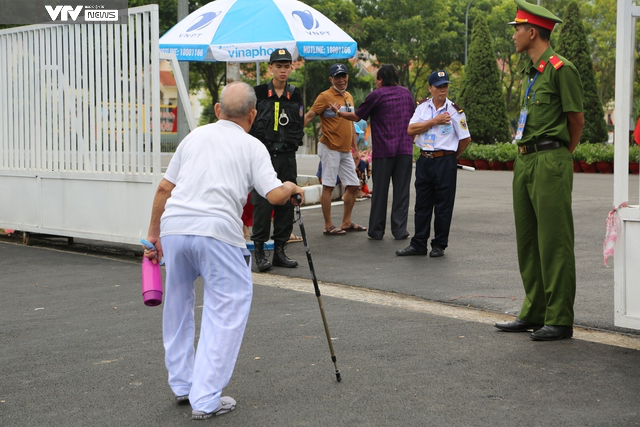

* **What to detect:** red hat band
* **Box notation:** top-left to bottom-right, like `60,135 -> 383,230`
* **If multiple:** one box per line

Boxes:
513,9 -> 556,31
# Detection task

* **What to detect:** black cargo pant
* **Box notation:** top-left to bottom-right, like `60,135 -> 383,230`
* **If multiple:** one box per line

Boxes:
251,152 -> 297,243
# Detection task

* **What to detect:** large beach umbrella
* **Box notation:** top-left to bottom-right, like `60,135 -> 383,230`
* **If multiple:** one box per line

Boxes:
159,0 -> 358,63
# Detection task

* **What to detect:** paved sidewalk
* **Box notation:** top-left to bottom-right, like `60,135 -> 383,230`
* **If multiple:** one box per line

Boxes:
1,170 -> 639,426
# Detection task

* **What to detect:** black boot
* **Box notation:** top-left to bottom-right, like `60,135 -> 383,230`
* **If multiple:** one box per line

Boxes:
253,241 -> 272,272
272,241 -> 298,268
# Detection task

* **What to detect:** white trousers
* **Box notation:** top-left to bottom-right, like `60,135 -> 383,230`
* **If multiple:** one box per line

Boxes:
161,235 -> 253,413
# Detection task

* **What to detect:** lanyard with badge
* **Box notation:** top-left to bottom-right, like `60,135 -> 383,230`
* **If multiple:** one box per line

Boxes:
515,72 -> 539,141
416,104 -> 451,151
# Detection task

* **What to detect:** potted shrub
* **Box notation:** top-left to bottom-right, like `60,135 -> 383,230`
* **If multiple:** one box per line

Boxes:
570,145 -> 583,172
575,143 -> 598,173
496,143 -> 517,170
595,144 -> 614,174
630,144 -> 640,174
485,144 -> 505,171
458,143 -> 475,168
572,144 -> 586,172
472,144 -> 490,170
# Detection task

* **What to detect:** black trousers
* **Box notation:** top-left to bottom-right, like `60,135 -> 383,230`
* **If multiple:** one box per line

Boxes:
409,154 -> 458,252
368,154 -> 412,239
251,153 -> 297,243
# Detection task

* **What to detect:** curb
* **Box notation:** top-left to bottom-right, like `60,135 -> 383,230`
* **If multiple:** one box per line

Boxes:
297,175 -> 344,205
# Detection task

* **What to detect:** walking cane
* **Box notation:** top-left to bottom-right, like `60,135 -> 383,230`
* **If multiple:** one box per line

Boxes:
293,195 -> 342,382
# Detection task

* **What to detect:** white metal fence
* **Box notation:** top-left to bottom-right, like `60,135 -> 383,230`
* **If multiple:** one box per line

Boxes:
0,5 -> 162,245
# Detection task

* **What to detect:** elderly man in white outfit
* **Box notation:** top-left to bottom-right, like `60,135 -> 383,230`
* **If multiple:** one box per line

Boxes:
144,82 -> 304,420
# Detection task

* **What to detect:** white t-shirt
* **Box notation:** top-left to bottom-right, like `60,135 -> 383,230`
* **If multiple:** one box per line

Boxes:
410,98 -> 470,152
160,120 -> 282,248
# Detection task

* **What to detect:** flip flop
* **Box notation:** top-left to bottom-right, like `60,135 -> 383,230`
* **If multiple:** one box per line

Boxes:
287,234 -> 304,243
342,223 -> 367,232
323,225 -> 346,236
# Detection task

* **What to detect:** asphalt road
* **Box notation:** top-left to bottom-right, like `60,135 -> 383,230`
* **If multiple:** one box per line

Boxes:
1,167 -> 640,426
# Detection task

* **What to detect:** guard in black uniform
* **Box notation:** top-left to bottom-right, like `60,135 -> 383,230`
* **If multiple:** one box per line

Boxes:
249,48 -> 304,272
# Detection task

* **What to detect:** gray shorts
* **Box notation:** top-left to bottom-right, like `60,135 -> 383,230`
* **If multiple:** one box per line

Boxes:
318,142 -> 359,188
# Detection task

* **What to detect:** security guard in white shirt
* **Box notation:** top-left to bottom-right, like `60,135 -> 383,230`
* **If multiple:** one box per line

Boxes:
396,70 -> 472,257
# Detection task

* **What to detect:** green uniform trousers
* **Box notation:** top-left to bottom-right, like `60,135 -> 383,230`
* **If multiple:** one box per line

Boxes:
512,147 -> 576,326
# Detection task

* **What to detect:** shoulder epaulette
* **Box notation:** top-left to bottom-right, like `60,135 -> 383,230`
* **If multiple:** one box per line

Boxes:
450,101 -> 464,113
549,55 -> 564,70
417,97 -> 431,106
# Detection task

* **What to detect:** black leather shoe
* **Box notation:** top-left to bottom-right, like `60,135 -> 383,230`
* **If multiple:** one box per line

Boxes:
530,325 -> 573,341
495,318 -> 543,332
429,247 -> 445,257
396,245 -> 427,256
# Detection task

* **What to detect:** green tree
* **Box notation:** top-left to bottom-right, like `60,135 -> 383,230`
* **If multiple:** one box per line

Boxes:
304,0 -> 361,37
353,0 -> 459,95
582,0 -> 616,107
460,15 -> 511,144
557,1 -> 608,143
292,60 -> 374,146
480,0 -> 522,125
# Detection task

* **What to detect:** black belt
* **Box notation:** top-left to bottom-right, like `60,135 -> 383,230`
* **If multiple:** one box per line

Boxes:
518,140 -> 563,155
420,150 -> 456,158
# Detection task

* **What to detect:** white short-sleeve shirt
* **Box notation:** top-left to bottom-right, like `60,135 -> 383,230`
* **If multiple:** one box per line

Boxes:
161,120 -> 282,248
409,98 -> 470,152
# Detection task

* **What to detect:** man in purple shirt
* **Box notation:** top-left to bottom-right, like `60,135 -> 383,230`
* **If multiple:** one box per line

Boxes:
331,64 -> 416,240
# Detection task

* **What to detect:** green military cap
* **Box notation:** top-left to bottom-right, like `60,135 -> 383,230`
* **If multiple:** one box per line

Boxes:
508,0 -> 562,31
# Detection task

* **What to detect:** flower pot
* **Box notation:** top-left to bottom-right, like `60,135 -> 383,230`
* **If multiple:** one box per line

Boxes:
596,161 -> 613,174
488,160 -> 506,171
458,158 -> 474,168
505,160 -> 515,171
630,162 -> 639,175
573,160 -> 582,173
579,161 -> 597,173
473,159 -> 490,170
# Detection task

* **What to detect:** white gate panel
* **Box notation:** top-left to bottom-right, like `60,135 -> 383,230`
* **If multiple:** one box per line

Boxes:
40,179 -> 156,242
0,175 -> 40,225
623,221 -> 640,317
0,5 -> 162,245
616,209 -> 640,329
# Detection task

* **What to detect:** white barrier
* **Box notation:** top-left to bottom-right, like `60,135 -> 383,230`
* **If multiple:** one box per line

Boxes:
613,0 -> 640,329
0,5 -> 162,245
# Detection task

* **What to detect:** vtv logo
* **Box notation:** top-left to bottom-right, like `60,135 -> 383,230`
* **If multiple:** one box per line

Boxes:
45,5 -> 83,21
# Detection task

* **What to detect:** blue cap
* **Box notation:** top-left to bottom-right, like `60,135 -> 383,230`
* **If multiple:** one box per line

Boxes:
428,70 -> 450,87
329,63 -> 348,77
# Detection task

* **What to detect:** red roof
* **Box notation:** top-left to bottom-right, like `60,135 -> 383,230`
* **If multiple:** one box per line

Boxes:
160,70 -> 176,87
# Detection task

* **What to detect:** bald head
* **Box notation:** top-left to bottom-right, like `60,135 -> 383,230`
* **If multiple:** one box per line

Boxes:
215,82 -> 258,132
218,82 -> 257,118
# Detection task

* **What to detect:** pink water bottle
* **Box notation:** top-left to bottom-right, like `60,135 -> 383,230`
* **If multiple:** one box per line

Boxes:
141,239 -> 163,306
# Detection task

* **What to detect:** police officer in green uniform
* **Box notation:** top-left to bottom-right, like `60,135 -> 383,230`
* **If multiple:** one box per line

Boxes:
250,48 -> 305,272
495,0 -> 584,341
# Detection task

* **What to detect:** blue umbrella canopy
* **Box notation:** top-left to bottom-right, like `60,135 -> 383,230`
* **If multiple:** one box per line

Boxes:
159,0 -> 358,62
